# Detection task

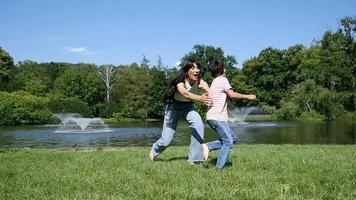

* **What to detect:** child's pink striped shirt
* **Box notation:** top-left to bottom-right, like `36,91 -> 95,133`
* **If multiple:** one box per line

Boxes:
206,76 -> 232,122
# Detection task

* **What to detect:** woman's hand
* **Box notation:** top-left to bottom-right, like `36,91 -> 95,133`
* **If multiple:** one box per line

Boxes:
201,93 -> 213,106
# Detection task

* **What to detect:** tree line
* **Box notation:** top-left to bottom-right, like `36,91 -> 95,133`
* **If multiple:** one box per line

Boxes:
0,17 -> 355,125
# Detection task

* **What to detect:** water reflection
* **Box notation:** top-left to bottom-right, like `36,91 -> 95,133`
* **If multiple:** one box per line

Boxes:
228,121 -> 356,144
0,121 -> 355,148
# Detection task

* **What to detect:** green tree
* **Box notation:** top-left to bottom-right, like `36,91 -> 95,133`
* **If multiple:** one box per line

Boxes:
98,64 -> 119,103
275,80 -> 344,120
181,44 -> 238,83
140,54 -> 150,68
8,61 -> 70,95
9,60 -> 49,94
242,45 -> 306,107
55,64 -> 104,106
147,59 -> 170,118
0,47 -> 14,90
339,16 -> 356,110
297,17 -> 355,111
229,69 -> 257,107
112,63 -> 152,119
0,91 -> 52,125
48,93 -> 92,117
41,62 -> 71,90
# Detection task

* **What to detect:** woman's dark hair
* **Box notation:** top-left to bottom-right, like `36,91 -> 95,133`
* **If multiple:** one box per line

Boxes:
209,60 -> 225,78
163,59 -> 201,103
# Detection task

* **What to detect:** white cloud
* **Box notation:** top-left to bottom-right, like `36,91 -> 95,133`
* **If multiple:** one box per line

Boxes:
63,46 -> 94,55
174,60 -> 181,66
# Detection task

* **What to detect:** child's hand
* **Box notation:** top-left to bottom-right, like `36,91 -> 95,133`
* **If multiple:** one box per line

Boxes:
248,95 -> 256,100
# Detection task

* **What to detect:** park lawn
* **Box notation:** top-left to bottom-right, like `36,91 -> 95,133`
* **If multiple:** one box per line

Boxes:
0,145 -> 355,199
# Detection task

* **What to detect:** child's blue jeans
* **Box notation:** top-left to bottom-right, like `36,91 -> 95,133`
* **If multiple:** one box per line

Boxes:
206,120 -> 237,168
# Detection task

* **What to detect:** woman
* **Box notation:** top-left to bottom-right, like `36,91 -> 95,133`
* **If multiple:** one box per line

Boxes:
149,59 -> 212,163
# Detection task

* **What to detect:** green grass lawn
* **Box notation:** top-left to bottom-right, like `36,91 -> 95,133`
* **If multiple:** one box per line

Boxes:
1,145 -> 355,199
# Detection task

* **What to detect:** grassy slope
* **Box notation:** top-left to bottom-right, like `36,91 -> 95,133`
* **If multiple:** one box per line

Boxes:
0,145 -> 355,199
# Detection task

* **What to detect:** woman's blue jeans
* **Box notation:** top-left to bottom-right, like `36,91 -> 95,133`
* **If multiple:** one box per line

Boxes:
151,101 -> 205,162
206,120 -> 237,168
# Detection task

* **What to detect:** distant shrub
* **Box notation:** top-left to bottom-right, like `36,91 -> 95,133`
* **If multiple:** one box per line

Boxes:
48,94 -> 92,117
260,103 -> 276,115
298,110 -> 326,122
273,102 -> 299,120
96,102 -> 121,118
0,91 -> 52,124
336,112 -> 356,122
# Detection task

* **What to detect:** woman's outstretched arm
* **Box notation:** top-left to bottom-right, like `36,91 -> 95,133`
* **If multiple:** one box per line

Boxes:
199,79 -> 210,93
176,82 -> 212,106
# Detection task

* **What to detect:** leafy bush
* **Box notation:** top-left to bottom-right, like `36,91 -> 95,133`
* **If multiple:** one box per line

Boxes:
298,110 -> 326,121
48,94 -> 92,117
273,101 -> 299,120
96,102 -> 121,118
0,91 -> 52,124
260,103 -> 276,115
112,104 -> 146,119
336,112 -> 356,122
275,80 -> 345,121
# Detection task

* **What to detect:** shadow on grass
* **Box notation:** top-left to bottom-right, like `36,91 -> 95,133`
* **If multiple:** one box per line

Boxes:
154,156 -> 187,162
152,155 -> 233,169
203,158 -> 233,169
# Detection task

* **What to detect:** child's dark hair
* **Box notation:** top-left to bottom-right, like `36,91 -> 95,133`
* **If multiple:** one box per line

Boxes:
163,59 -> 201,103
209,60 -> 225,78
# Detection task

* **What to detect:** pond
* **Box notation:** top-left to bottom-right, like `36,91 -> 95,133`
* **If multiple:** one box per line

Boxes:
0,120 -> 355,148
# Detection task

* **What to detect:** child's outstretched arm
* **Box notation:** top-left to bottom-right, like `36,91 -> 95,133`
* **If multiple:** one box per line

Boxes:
226,89 -> 256,100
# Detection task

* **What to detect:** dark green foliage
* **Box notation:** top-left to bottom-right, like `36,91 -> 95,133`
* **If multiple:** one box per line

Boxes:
275,80 -> 345,120
55,64 -> 105,106
299,110 -> 326,121
297,17 -> 355,110
94,102 -> 121,118
243,45 -> 305,107
274,101 -> 300,120
112,64 -> 152,119
48,94 -> 92,117
7,61 -> 70,94
336,111 -> 356,121
229,69 -> 258,108
0,91 -> 52,124
181,44 -> 238,83
147,66 -> 169,119
0,47 -> 14,90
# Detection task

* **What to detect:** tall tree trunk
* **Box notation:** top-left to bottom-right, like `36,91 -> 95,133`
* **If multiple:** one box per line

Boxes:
99,65 -> 117,103
106,87 -> 110,103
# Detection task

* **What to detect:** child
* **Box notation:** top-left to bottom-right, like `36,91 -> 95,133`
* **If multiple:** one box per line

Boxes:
202,60 -> 256,168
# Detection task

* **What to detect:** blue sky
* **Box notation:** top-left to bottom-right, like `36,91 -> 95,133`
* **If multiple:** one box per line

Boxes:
1,0 -> 355,67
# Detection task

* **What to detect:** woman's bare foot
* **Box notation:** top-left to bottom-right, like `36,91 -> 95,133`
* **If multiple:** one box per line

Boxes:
201,143 -> 209,161
149,149 -> 154,161
188,161 -> 195,165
